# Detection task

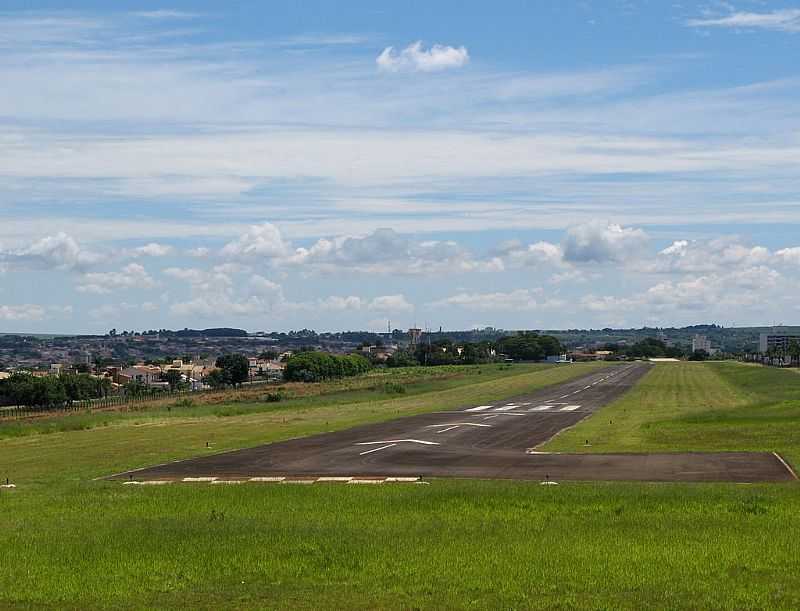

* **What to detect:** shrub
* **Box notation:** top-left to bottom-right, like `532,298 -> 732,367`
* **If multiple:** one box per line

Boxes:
380,382 -> 406,394
284,352 -> 372,382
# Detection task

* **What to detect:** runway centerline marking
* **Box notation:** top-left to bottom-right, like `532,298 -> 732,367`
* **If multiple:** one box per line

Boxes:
359,443 -> 397,456
494,406 -> 518,411
436,426 -> 460,433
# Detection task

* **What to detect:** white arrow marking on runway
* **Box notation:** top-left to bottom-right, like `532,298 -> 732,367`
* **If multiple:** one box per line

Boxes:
359,443 -> 397,455
356,439 -> 440,446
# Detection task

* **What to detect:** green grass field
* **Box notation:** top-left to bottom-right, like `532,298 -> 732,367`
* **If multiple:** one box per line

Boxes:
1,361 -> 799,610
544,361 -> 800,466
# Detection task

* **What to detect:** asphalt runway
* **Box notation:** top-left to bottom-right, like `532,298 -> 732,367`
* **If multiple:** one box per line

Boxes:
114,363 -> 797,483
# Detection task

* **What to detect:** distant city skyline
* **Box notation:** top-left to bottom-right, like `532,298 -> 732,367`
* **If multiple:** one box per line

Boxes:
1,1 -> 800,333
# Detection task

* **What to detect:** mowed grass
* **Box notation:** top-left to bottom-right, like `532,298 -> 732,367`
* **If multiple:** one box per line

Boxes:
2,481 -> 799,610
544,362 -> 800,466
2,360 -> 800,610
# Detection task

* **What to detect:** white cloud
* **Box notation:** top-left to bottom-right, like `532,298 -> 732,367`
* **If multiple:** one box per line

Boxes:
687,9 -> 800,32
498,240 -> 564,268
77,263 -> 157,294
287,228 -> 495,275
0,304 -> 46,321
127,243 -> 173,258
186,247 -> 210,258
221,223 -> 289,260
310,293 -> 413,313
562,222 -> 648,264
581,266 -> 781,314
775,247 -> 800,265
368,294 -> 413,313
430,289 -> 560,312
376,41 -> 469,73
646,237 -> 771,274
2,232 -> 101,271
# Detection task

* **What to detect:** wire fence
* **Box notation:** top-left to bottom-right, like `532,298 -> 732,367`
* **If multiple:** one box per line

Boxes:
0,378 -> 279,421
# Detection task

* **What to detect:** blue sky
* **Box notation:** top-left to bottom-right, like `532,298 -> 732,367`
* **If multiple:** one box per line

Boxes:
1,1 -> 800,333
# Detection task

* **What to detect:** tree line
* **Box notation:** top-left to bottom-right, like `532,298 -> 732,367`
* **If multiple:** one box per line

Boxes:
0,373 -> 111,408
386,333 -> 564,367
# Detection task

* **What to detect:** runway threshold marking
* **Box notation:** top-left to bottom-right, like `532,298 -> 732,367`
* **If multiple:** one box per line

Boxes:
465,405 -> 494,412
560,405 -> 581,411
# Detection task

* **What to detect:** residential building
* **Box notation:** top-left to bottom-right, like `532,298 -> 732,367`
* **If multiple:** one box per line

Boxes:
692,335 -> 714,354
120,365 -> 162,386
759,332 -> 800,354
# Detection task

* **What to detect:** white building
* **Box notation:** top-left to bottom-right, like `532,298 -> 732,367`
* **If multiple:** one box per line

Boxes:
692,335 -> 718,355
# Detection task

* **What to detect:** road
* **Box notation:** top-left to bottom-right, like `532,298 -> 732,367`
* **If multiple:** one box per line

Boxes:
114,363 -> 796,483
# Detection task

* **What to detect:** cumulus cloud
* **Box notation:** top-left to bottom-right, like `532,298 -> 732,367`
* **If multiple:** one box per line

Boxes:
496,239 -> 564,268
368,294 -> 414,312
127,243 -> 173,258
288,228 -> 496,275
221,223 -> 289,260
77,263 -> 157,294
775,247 -> 800,265
581,266 -> 781,313
687,9 -> 800,32
562,222 -> 648,264
646,237 -> 770,274
2,232 -> 101,271
376,41 -> 469,73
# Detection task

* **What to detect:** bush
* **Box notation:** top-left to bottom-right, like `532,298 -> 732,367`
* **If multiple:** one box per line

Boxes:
264,392 -> 283,403
380,382 -> 406,394
173,398 -> 195,409
284,352 -> 372,382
